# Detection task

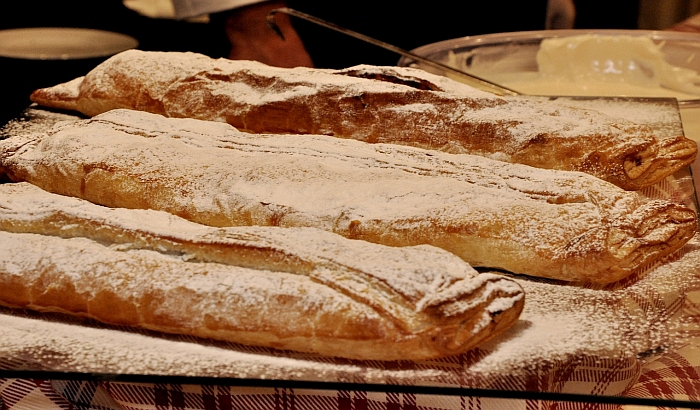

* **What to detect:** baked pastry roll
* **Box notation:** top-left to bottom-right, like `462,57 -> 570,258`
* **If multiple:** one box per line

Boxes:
29,49 -> 697,190
0,110 -> 695,283
0,182 -> 524,361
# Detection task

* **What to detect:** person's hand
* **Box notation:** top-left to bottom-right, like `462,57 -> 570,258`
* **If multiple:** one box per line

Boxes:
222,0 -> 313,67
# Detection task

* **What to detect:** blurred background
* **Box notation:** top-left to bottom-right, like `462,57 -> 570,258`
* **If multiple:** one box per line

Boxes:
2,0 -> 699,63
638,0 -> 700,30
1,0 -> 700,121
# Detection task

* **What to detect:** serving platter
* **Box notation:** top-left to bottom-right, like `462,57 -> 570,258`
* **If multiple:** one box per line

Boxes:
1,99 -> 699,406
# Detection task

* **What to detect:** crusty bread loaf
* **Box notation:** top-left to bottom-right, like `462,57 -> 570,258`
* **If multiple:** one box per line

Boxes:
29,49 -> 697,190
1,109 -> 695,283
0,182 -> 525,361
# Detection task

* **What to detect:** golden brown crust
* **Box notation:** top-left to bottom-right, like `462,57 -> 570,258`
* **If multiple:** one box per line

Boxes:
29,50 -> 697,190
1,109 -> 695,283
0,182 -> 524,361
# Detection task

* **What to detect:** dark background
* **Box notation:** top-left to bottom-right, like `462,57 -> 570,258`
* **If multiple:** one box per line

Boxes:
0,0 -> 643,120
0,0 -> 643,65
0,0 -> 230,57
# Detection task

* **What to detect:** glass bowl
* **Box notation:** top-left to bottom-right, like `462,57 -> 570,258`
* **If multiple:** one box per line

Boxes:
397,29 -> 700,106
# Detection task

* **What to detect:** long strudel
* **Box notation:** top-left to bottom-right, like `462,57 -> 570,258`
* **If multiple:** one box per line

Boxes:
29,49 -> 697,190
0,182 -> 525,361
1,109 -> 694,283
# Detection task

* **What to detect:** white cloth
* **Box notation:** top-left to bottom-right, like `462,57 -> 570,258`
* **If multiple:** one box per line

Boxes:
170,0 -> 266,18
123,0 -> 266,19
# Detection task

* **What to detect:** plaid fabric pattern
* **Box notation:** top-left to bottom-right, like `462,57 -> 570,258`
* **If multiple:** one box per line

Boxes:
627,347 -> 700,403
0,379 -> 72,410
6,380 -> 696,410
621,286 -> 700,406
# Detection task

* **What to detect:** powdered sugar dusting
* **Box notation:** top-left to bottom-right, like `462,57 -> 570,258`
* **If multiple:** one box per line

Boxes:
3,108 -> 691,283
2,233 -> 698,386
0,182 -> 527,362
1,107 -> 699,391
77,50 -> 652,146
0,310 -> 444,381
0,182 -> 522,331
